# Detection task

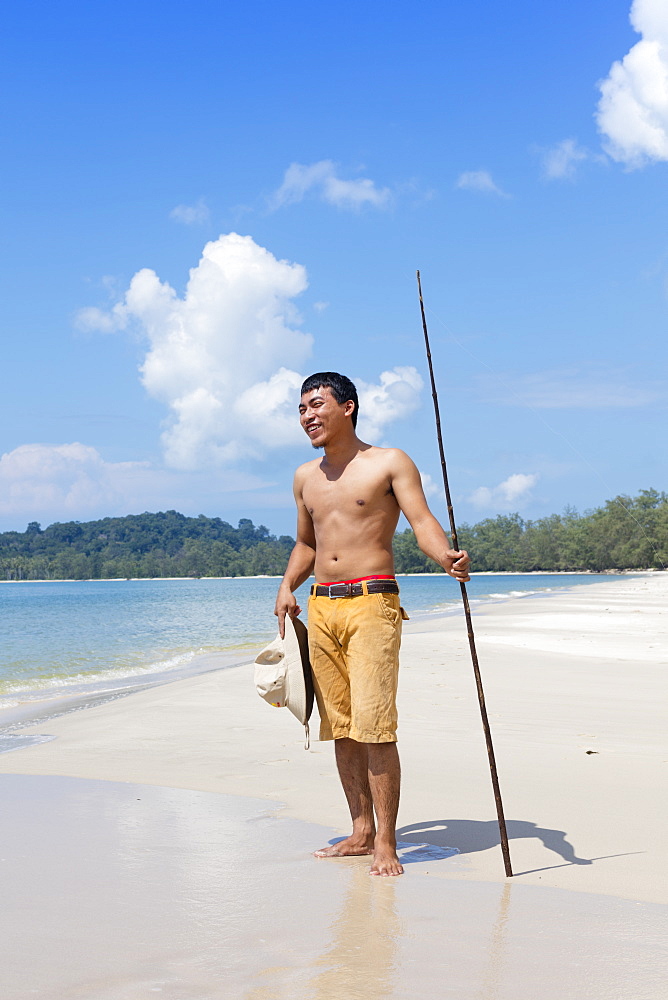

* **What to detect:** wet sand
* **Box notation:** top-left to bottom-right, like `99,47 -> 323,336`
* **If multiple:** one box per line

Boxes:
0,573 -> 666,998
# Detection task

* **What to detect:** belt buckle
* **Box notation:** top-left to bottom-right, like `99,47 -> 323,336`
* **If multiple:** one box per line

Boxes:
328,583 -> 351,598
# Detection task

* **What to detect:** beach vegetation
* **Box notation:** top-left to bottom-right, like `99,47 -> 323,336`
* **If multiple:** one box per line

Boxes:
0,510 -> 294,581
1,490 -> 666,580
393,488 -> 668,574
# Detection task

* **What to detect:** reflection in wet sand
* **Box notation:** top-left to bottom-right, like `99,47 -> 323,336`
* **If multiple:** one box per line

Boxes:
307,864 -> 401,1000
478,881 -> 512,1000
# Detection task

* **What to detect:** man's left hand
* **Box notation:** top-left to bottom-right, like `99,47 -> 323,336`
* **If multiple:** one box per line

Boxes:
444,549 -> 471,582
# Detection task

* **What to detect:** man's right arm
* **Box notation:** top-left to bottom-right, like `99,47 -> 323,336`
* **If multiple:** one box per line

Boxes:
274,469 -> 316,637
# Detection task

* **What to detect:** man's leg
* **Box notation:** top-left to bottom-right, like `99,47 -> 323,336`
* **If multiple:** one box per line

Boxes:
314,738 -> 375,857
367,742 -> 403,876
314,738 -> 403,875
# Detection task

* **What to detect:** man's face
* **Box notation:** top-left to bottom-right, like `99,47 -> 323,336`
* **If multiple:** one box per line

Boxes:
299,386 -> 351,449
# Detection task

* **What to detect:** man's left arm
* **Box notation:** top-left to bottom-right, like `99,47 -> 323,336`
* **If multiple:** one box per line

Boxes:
389,451 -> 471,582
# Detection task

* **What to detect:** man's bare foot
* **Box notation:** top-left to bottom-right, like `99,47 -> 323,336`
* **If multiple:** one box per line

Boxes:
369,840 -> 404,876
314,834 -> 374,858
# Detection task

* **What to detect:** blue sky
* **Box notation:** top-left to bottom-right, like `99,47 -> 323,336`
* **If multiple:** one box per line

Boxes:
1,0 -> 666,537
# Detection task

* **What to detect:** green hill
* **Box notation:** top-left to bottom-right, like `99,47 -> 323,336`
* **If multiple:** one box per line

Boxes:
1,488 -> 666,580
0,511 -> 295,580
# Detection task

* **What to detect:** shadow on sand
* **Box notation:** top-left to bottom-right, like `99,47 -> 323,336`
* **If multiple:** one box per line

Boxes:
322,820 -> 642,873
396,818 -> 595,871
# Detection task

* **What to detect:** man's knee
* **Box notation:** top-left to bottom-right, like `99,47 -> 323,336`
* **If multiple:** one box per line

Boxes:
367,741 -> 400,771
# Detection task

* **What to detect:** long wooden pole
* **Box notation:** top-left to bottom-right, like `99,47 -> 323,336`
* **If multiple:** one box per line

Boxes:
417,270 -> 513,878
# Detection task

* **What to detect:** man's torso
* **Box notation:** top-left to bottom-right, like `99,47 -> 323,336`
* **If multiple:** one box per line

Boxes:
299,446 -> 401,581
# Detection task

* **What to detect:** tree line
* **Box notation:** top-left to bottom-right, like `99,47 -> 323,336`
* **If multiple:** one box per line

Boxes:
0,489 -> 665,581
394,488 -> 667,573
0,511 -> 294,581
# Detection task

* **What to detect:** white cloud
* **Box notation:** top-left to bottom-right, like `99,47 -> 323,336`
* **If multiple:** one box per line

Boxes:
271,160 -> 392,210
0,443 -> 271,524
477,367 -> 663,409
78,234 -> 312,468
0,443 -> 148,516
356,367 -> 423,442
596,0 -> 668,167
235,367 -> 307,448
79,234 -> 313,468
75,303 -> 128,333
541,139 -> 589,179
77,234 -> 424,470
456,170 -> 509,197
470,473 -> 538,510
169,199 -> 210,225
419,471 -> 441,499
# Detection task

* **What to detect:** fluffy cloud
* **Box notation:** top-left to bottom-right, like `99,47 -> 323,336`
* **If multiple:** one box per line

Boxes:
0,443 -> 148,516
78,234 -> 311,468
355,367 -> 423,442
77,234 -> 424,469
0,443 -> 271,524
596,0 -> 668,167
169,199 -> 210,225
541,139 -> 590,179
271,160 -> 392,210
477,367 -> 662,408
470,473 -> 538,510
75,303 -> 127,334
234,368 -> 307,448
456,170 -> 509,197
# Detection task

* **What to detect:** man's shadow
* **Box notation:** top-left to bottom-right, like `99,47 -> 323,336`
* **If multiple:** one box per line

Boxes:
396,819 -> 594,871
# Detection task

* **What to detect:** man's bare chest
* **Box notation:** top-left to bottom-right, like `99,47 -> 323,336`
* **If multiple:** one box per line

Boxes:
302,467 -> 396,520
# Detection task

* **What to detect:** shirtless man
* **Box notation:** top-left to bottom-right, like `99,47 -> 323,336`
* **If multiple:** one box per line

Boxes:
274,372 -> 470,876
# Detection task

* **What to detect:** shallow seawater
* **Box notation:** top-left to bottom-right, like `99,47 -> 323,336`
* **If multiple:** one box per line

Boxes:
0,774 -> 663,1000
0,573 -> 625,707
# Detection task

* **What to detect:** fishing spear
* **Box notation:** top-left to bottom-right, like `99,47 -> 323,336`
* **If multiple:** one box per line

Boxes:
417,270 -> 513,878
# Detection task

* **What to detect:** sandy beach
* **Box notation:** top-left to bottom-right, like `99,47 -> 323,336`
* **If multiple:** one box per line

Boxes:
1,573 -> 666,998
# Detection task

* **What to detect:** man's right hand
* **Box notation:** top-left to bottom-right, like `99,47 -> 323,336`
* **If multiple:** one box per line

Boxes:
444,548 -> 471,582
274,586 -> 301,639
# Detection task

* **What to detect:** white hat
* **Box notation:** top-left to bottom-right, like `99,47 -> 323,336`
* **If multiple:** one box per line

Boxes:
254,615 -> 314,748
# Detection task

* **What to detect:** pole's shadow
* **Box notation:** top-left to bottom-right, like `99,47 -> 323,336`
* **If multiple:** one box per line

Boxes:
323,818 -> 641,871
396,818 -> 594,868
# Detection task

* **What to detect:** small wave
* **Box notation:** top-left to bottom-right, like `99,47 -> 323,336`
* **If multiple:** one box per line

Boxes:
487,590 -> 529,598
0,649 -> 199,697
407,587 -> 559,618
485,588 -> 554,599
409,601 -> 461,616
0,734 -> 57,755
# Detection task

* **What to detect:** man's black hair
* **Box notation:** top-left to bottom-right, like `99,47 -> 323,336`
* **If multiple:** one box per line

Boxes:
301,372 -> 359,428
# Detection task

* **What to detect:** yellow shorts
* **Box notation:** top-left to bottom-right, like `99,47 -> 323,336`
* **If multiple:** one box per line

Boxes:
307,587 -> 408,744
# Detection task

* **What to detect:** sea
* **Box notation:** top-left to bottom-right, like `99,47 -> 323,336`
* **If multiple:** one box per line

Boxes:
0,573 -> 627,747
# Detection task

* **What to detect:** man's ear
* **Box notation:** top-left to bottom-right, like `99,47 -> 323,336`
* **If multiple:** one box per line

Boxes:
344,399 -> 355,418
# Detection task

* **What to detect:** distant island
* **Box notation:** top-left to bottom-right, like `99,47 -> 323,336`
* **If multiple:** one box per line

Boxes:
0,489 -> 665,581
0,512 -> 294,581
